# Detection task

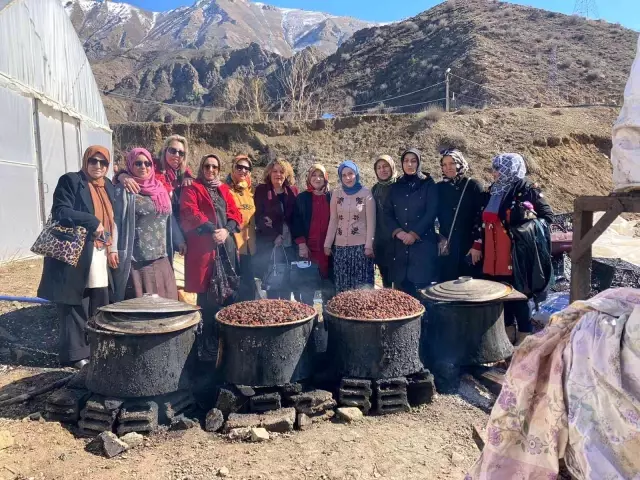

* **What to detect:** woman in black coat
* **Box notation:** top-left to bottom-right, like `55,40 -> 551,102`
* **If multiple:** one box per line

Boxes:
37,146 -> 118,368
436,149 -> 485,281
371,154 -> 397,288
383,148 -> 439,298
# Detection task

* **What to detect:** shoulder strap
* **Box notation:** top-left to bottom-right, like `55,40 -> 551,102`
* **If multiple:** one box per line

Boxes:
447,179 -> 471,243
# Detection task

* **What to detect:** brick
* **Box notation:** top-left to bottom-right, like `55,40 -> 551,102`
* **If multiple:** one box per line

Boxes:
45,388 -> 89,423
407,371 -> 436,406
375,377 -> 408,391
289,390 -> 336,415
223,408 -> 295,433
339,378 -> 372,396
116,400 -> 158,436
249,393 -> 281,413
215,387 -> 244,417
159,390 -> 197,424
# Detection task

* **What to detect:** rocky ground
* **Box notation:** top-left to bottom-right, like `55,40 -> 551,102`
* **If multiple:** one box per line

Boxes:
0,259 -> 489,480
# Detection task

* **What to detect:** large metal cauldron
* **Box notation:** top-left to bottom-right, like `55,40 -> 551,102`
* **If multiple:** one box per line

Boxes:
86,295 -> 200,398
325,307 -> 425,380
420,277 -> 521,391
216,306 -> 316,387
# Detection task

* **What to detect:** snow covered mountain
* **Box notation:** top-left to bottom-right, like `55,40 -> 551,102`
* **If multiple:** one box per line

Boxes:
61,0 -> 373,57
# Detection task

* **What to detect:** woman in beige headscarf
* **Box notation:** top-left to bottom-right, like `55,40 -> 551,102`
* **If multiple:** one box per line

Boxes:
371,154 -> 397,288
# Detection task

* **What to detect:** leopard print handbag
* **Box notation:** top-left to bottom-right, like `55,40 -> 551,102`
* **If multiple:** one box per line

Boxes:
30,216 -> 88,267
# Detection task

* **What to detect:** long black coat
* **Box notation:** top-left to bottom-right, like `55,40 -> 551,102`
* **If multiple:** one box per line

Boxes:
37,172 -> 115,305
436,177 -> 485,281
383,173 -> 439,285
371,182 -> 395,269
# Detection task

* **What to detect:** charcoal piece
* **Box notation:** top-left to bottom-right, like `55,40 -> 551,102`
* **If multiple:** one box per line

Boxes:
159,390 -> 196,424
116,401 -> 159,435
591,258 -> 640,295
235,385 -> 256,397
215,387 -> 249,417
249,393 -> 281,413
205,408 -> 224,432
289,390 -> 336,415
407,371 -> 436,406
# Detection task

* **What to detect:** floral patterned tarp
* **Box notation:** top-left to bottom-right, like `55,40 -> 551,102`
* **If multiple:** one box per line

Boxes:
466,288 -> 640,480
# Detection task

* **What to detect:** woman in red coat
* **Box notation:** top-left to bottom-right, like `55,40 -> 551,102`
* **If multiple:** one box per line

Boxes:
180,153 -> 242,362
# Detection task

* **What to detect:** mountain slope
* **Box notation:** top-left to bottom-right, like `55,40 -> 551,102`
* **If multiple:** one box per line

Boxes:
314,0 -> 637,113
61,0 -> 372,58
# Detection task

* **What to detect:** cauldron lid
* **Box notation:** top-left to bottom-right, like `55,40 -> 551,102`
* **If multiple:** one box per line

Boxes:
94,294 -> 201,334
99,294 -> 200,314
420,277 -> 513,303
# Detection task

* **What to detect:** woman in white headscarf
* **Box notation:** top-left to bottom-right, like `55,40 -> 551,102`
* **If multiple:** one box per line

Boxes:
436,148 -> 485,281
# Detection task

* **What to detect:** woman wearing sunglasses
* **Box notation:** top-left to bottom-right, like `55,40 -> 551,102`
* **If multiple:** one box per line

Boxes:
37,146 -> 117,369
180,154 -> 243,360
112,148 -> 185,301
225,154 -> 257,301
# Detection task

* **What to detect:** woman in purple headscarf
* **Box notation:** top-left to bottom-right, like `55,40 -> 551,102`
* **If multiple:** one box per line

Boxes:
112,148 -> 186,301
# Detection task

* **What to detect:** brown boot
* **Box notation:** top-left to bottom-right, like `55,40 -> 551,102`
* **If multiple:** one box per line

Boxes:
515,331 -> 531,346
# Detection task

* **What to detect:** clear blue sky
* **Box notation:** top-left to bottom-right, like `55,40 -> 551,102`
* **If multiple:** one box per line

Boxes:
128,0 -> 640,30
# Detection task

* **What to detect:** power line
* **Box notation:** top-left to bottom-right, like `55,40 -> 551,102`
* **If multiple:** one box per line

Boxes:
349,81 -> 445,109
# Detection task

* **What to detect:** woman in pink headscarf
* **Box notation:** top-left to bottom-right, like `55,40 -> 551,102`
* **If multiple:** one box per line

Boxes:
112,148 -> 186,301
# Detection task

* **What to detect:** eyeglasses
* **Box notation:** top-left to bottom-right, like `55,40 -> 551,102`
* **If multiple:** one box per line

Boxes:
88,157 -> 109,168
235,164 -> 251,172
167,147 -> 185,157
203,164 -> 219,170
134,161 -> 153,168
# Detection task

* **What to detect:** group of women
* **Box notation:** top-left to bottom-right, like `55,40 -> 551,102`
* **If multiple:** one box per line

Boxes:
38,133 -> 553,368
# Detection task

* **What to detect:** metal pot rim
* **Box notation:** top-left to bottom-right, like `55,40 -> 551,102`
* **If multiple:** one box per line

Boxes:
215,311 -> 317,329
86,323 -> 198,336
325,306 -> 425,323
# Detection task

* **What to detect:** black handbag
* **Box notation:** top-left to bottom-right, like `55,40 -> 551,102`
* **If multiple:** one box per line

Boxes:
290,260 -> 322,292
207,244 -> 240,305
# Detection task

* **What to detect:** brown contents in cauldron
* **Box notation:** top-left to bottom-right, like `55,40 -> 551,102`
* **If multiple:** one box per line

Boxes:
217,300 -> 316,326
326,288 -> 422,320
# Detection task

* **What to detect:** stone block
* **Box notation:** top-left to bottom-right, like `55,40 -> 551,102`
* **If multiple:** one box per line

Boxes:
205,408 -> 224,433
289,390 -> 336,415
86,431 -> 128,458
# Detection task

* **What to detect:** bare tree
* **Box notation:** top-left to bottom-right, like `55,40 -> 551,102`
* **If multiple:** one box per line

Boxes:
237,76 -> 271,122
275,48 -> 322,121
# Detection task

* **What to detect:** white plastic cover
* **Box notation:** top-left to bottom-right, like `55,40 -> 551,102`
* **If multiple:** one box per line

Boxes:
612,34 -> 640,191
0,0 -> 110,130
0,0 -> 111,262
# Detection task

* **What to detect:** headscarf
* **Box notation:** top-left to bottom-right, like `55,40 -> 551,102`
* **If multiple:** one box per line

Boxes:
400,148 -> 426,183
159,135 -> 188,189
227,154 -> 252,192
485,153 -> 527,213
306,163 -> 329,194
126,148 -> 172,215
490,153 -> 526,195
198,154 -> 222,189
337,160 -> 363,196
440,148 -> 469,183
374,154 -> 397,186
82,146 -> 115,252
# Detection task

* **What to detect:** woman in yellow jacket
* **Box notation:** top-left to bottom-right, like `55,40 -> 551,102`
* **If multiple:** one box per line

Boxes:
226,154 -> 257,300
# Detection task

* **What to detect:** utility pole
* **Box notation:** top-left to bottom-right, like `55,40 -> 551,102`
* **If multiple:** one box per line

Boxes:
445,68 -> 451,112
573,0 -> 599,18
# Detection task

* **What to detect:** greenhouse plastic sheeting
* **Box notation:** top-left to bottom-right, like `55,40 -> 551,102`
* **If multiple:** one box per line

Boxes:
0,0 -> 109,129
611,35 -> 640,192
592,213 -> 640,266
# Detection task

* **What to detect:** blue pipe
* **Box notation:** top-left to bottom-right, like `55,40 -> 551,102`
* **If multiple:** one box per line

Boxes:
0,295 -> 50,304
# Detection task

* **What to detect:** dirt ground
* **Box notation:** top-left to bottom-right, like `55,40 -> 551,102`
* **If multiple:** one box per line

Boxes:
0,259 -> 489,480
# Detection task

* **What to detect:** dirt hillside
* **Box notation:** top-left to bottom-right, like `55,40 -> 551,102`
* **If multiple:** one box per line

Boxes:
113,105 -> 617,212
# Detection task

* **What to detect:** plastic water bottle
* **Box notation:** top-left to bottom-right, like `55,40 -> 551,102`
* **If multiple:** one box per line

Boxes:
313,290 -> 323,318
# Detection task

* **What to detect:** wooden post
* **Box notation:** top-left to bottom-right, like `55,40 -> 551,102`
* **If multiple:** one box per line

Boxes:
570,208 -> 594,302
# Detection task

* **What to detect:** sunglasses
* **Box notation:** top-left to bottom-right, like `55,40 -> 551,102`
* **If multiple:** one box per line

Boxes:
88,157 -> 109,168
203,164 -> 219,170
235,164 -> 251,172
167,147 -> 185,157
134,160 -> 153,168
